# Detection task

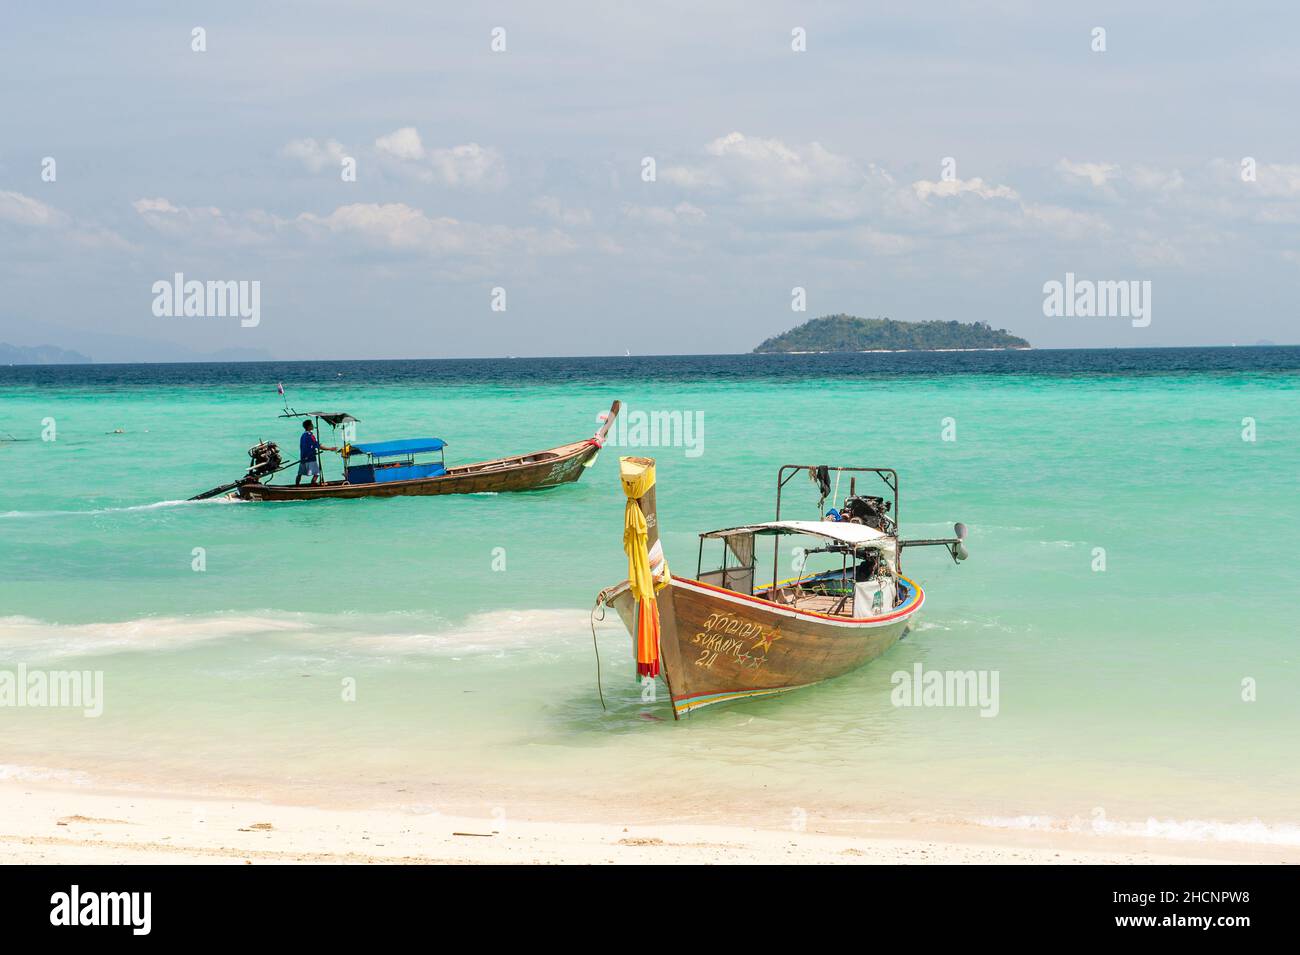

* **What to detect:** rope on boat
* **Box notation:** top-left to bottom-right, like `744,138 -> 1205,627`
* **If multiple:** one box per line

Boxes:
590,594 -> 609,712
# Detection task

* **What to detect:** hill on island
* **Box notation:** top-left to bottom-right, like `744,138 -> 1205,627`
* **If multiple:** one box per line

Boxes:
0,342 -> 92,364
753,315 -> 1029,353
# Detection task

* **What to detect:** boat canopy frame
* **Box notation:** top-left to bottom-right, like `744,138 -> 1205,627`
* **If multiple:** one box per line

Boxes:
277,409 -> 359,428
695,529 -> 760,595
767,465 -> 902,597
775,465 -> 899,525
341,437 -> 448,486
695,520 -> 899,597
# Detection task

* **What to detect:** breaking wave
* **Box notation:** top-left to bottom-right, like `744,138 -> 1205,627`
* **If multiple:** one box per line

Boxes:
0,608 -> 597,661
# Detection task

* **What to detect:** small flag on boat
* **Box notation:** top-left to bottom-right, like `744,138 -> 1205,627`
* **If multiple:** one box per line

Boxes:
277,382 -> 285,396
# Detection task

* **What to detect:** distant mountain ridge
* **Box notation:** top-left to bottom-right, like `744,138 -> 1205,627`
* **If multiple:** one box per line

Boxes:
0,342 -> 92,364
753,315 -> 1030,353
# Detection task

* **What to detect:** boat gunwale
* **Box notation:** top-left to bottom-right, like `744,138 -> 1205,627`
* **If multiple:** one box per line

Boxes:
441,438 -> 595,476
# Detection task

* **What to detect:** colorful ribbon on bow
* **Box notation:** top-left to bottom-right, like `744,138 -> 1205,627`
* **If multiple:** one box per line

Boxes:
620,457 -> 668,677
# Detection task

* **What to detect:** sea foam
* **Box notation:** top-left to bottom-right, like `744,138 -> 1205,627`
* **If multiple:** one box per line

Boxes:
0,497 -> 244,519
0,608 -> 600,662
977,812 -> 1300,847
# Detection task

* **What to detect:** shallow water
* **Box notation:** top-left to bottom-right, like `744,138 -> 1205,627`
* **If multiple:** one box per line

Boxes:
2,349 -> 1298,842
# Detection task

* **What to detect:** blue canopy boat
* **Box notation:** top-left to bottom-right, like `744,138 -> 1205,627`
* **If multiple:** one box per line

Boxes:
192,401 -> 621,501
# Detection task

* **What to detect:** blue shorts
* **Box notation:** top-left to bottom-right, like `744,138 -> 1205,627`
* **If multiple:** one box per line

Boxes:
298,460 -> 321,478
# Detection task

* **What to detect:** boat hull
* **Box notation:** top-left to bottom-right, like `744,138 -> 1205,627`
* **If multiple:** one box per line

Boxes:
236,439 -> 600,501
605,575 -> 923,717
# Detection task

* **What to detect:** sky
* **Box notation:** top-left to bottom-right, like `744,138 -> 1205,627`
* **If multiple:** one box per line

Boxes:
1,1 -> 1298,361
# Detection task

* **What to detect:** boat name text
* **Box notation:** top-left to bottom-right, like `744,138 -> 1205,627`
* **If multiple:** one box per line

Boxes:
692,612 -> 781,669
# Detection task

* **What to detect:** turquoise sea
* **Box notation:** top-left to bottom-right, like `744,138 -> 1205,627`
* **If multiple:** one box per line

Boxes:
2,349 -> 1298,842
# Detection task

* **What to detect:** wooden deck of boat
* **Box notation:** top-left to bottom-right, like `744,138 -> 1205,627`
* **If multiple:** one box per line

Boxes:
755,588 -> 853,617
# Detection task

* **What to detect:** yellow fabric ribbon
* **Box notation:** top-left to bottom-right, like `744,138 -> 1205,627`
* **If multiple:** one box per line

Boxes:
620,457 -> 667,677
621,458 -> 668,597
622,466 -> 655,602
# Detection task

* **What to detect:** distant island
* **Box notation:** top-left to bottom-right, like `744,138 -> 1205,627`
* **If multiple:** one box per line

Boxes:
0,342 -> 92,365
753,315 -> 1030,353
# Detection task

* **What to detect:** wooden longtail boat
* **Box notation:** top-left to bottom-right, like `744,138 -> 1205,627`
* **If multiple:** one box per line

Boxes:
191,401 -> 621,501
596,458 -> 969,718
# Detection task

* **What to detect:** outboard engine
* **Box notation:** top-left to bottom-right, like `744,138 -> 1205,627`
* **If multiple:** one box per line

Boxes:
840,494 -> 896,534
189,440 -> 283,500
246,440 -> 282,480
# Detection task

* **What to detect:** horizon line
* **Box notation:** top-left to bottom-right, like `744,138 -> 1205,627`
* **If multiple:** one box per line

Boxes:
3,342 -> 1299,367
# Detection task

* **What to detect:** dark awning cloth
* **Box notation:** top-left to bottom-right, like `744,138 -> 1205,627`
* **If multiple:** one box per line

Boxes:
309,412 -> 359,426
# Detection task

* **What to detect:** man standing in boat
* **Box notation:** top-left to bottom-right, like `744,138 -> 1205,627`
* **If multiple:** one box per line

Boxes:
297,420 -> 338,486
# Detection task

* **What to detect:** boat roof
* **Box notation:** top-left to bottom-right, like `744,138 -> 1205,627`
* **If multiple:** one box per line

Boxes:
701,520 -> 893,547
307,411 -> 358,425
350,438 -> 446,457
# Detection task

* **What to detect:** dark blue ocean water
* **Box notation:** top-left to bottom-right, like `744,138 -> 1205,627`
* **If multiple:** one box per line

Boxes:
3,345 -> 1299,389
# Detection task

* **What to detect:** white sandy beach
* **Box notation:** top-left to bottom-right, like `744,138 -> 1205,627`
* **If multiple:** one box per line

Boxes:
2,781 -> 1293,865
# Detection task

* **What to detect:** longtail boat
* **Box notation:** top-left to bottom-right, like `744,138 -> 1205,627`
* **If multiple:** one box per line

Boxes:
191,401 -> 621,501
596,457 -> 969,718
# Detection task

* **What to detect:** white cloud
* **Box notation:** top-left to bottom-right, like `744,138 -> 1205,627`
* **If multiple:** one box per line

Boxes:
912,177 -> 1019,201
1128,164 -> 1184,193
663,132 -> 861,194
296,202 -> 572,257
426,143 -> 505,188
281,137 -> 348,172
621,202 -> 706,227
1057,159 -> 1121,188
131,197 -> 180,215
653,133 -> 1080,254
1020,203 -> 1109,240
298,202 -> 456,252
281,128 -> 508,189
374,128 -> 506,188
0,191 -> 67,227
0,191 -> 130,250
128,195 -> 571,261
132,197 -> 281,245
374,127 -> 425,161
1248,162 -> 1300,199
109,146 -> 1300,295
